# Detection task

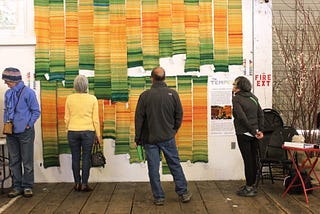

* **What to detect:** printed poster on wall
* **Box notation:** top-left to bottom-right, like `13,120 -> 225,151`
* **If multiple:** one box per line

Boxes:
209,75 -> 235,135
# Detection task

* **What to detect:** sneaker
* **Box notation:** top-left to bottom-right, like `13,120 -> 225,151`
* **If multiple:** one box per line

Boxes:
236,185 -> 246,194
236,186 -> 256,197
81,185 -> 93,192
237,185 -> 258,195
153,198 -> 165,206
23,188 -> 33,198
8,189 -> 23,198
253,185 -> 258,194
179,191 -> 192,203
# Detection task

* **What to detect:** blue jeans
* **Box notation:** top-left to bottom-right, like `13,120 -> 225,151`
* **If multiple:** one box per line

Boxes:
144,138 -> 188,199
6,127 -> 35,191
68,131 -> 95,185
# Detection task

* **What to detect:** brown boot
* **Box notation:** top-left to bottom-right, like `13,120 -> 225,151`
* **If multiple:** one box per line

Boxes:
74,183 -> 82,191
81,185 -> 93,192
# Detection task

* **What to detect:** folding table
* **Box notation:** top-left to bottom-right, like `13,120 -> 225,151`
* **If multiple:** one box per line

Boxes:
282,145 -> 320,204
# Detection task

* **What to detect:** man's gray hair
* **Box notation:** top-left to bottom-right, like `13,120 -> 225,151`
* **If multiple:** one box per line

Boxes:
73,75 -> 88,93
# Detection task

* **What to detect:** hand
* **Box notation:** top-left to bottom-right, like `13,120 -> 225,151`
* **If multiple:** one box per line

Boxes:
95,136 -> 101,144
255,131 -> 264,139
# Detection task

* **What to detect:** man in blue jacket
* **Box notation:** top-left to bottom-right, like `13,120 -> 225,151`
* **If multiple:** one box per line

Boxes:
2,67 -> 41,198
135,66 -> 191,206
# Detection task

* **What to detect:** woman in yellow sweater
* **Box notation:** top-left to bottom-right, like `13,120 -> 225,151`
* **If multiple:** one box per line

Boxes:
64,75 -> 101,192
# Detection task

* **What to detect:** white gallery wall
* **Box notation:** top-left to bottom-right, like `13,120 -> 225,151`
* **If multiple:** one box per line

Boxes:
0,0 -> 272,183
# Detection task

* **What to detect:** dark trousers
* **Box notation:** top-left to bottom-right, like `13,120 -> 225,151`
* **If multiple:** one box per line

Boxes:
237,134 -> 258,186
68,131 -> 95,185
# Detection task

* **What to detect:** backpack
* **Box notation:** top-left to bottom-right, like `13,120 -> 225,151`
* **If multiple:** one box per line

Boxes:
284,170 -> 313,194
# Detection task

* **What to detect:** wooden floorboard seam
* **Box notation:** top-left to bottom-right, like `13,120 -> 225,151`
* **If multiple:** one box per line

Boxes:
194,182 -> 210,213
261,189 -> 290,214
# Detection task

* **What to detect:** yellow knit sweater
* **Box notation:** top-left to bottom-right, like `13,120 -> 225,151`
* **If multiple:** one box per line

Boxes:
64,93 -> 101,138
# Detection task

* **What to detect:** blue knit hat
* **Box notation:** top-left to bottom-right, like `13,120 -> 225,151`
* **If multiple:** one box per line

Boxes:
2,67 -> 22,82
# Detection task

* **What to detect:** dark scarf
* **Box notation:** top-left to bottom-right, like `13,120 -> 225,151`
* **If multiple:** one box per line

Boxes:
5,81 -> 25,121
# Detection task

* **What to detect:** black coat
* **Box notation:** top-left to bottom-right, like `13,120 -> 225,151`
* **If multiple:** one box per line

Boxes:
232,91 -> 264,136
135,81 -> 183,144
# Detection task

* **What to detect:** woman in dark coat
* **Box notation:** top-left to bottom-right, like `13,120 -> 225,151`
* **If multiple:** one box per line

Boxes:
232,76 -> 264,197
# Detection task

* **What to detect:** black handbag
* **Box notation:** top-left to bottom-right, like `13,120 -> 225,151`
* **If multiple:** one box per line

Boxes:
91,141 -> 106,168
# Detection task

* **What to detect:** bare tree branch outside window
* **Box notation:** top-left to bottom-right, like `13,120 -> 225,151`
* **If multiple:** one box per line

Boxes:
273,0 -> 320,143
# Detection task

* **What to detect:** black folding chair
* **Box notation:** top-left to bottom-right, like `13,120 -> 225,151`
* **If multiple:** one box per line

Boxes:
255,108 -> 284,187
259,126 -> 298,184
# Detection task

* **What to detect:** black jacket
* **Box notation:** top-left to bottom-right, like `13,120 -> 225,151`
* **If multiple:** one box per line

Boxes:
232,91 -> 264,136
135,81 -> 183,144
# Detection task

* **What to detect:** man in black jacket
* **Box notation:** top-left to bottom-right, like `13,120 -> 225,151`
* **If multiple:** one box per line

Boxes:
135,66 -> 192,206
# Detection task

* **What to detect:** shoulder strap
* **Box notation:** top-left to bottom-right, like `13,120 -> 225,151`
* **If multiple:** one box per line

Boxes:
14,86 -> 25,112
249,96 -> 258,106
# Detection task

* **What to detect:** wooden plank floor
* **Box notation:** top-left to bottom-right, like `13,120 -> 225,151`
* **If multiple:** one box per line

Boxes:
0,180 -> 319,214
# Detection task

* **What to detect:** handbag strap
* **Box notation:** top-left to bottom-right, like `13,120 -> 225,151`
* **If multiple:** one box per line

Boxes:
14,86 -> 25,112
6,86 -> 25,120
92,141 -> 101,153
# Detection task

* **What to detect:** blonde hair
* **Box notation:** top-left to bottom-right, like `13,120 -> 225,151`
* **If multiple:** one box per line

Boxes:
73,75 -> 88,93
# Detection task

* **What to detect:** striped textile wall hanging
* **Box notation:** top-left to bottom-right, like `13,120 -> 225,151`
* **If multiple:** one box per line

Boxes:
171,0 -> 186,55
176,76 -> 193,161
41,81 -> 60,168
142,0 -> 159,70
228,0 -> 243,65
34,0 -> 243,168
114,102 -> 131,154
34,0 -> 50,81
35,0 -> 243,79
110,0 -> 129,102
192,76 -> 208,162
65,0 -> 79,88
79,0 -> 95,70
184,0 -> 200,72
158,0 -> 173,58
88,76 -> 95,93
199,0 -> 214,66
98,100 -> 105,141
128,77 -> 147,163
126,0 -> 143,68
103,100 -> 116,139
214,0 -> 229,71
94,0 -> 112,99
165,76 -> 177,89
57,83 -> 73,154
49,0 -> 65,81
